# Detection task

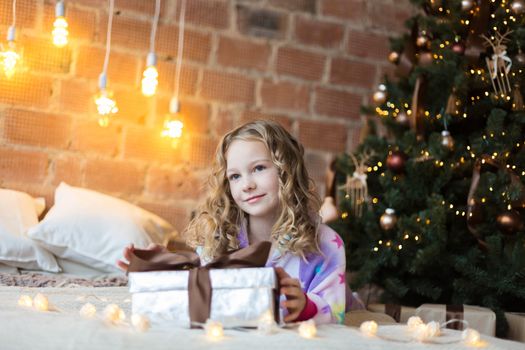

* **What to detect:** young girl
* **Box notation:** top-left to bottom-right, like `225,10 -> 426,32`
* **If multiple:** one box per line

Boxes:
119,120 -> 348,324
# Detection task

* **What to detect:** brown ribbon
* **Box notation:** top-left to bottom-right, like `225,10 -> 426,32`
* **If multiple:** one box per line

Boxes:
385,304 -> 401,322
128,241 -> 274,327
446,304 -> 464,330
396,23 -> 419,78
464,0 -> 491,66
410,75 -> 427,140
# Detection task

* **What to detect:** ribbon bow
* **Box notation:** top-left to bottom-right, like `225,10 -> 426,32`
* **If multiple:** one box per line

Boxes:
128,241 -> 274,327
490,49 -> 512,79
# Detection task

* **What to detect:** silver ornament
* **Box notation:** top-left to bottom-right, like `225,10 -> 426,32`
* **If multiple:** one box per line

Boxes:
380,208 -> 398,231
441,130 -> 454,151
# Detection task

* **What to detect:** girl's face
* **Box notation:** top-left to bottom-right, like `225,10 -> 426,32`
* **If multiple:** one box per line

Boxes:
225,139 -> 280,222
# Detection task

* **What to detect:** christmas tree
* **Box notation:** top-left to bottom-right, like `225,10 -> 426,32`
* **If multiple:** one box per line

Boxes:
330,0 -> 525,336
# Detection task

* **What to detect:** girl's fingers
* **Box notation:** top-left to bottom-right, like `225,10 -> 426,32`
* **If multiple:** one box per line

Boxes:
116,259 -> 129,271
280,286 -> 302,298
280,277 -> 301,287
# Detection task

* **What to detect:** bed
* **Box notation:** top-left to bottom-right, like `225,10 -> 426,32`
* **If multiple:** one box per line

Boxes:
0,185 -> 523,349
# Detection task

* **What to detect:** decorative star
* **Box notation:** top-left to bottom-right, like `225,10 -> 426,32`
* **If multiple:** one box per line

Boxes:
338,273 -> 345,284
332,235 -> 343,249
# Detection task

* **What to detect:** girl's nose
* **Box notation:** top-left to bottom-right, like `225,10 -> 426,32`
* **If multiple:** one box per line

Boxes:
242,176 -> 256,191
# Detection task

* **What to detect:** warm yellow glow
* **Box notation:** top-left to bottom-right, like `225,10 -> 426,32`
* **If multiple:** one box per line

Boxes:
141,65 -> 158,96
161,118 -> 184,140
104,304 -> 125,324
33,293 -> 49,311
1,45 -> 21,78
52,16 -> 69,47
205,320 -> 224,339
131,314 -> 150,332
298,319 -> 317,338
18,295 -> 33,307
94,89 -> 118,126
79,303 -> 97,318
360,321 -> 378,336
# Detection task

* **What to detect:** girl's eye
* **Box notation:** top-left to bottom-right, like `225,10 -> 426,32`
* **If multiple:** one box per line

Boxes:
254,165 -> 266,172
228,174 -> 240,181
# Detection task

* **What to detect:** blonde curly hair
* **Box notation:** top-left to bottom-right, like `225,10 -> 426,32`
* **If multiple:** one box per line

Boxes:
183,120 -> 322,259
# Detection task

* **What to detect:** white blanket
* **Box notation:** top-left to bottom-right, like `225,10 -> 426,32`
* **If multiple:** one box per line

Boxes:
0,286 -> 521,350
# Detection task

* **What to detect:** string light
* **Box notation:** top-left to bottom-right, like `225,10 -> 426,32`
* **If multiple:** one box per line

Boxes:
94,0 -> 118,126
161,0 -> 187,146
141,0 -> 161,96
204,319 -> 224,339
1,0 -> 22,78
298,319 -> 317,338
52,0 -> 68,47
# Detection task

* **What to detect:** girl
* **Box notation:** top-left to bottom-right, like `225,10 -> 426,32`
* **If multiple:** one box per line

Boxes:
119,120 -> 348,324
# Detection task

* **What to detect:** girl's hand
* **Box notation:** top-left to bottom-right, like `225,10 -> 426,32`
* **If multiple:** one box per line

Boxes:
116,243 -> 167,272
275,267 -> 306,322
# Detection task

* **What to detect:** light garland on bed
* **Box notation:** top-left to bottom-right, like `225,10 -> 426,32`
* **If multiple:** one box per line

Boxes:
359,316 -> 484,346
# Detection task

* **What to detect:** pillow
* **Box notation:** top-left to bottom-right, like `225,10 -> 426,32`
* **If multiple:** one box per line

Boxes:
0,189 -> 60,272
28,183 -> 174,273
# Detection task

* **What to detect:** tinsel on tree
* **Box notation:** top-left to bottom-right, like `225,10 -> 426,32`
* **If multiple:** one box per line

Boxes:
329,0 -> 525,336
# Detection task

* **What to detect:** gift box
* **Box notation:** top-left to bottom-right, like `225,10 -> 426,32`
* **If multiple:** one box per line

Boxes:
415,304 -> 496,336
127,241 -> 279,328
129,267 -> 278,328
505,312 -> 525,343
367,304 -> 417,323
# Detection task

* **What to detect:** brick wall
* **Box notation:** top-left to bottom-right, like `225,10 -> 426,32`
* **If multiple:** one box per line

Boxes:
0,0 -> 412,232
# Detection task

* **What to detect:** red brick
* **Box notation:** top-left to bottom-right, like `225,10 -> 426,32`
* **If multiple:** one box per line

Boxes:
299,120 -> 347,152
84,158 -> 144,195
217,36 -> 270,71
76,46 -> 138,85
4,109 -> 71,149
123,125 -> 183,165
304,151 -> 330,184
268,0 -> 316,13
276,47 -> 325,81
59,79 -> 92,114
261,80 -> 310,112
156,62 -> 198,95
71,119 -> 120,156
43,4 -> 97,42
157,26 -> 212,63
214,108 -> 236,137
185,135 -> 218,169
315,87 -> 362,119
346,30 -> 391,61
368,2 -> 412,33
237,6 -> 289,40
0,147 -> 48,183
137,200 -> 189,233
0,0 -> 36,28
113,88 -> 150,124
146,166 -> 204,200
74,0 -> 168,16
294,17 -> 344,49
53,155 -> 83,187
22,36 -> 72,74
0,74 -> 52,107
174,0 -> 229,30
321,0 -> 366,22
99,16 -> 150,51
240,111 -> 293,132
348,122 -> 365,151
330,58 -> 377,89
201,70 -> 255,104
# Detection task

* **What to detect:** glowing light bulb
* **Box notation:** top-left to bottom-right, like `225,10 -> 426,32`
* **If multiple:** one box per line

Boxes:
94,73 -> 118,127
52,2 -> 68,47
131,314 -> 150,332
359,320 -> 378,336
204,319 -> 223,339
33,293 -> 50,311
1,26 -> 21,78
141,53 -> 158,96
104,304 -> 125,325
161,97 -> 184,147
298,319 -> 317,338
18,295 -> 33,307
79,303 -> 97,318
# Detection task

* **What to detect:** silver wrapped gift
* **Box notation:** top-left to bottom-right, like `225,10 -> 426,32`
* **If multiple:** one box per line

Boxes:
129,267 -> 278,328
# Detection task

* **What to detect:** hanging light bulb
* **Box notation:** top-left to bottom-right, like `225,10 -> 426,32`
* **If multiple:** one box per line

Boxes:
94,72 -> 118,127
1,26 -> 21,78
141,52 -> 158,96
52,1 -> 68,47
161,97 -> 184,147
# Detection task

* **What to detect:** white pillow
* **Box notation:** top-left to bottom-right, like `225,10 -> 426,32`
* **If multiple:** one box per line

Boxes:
28,183 -> 174,273
0,189 -> 60,272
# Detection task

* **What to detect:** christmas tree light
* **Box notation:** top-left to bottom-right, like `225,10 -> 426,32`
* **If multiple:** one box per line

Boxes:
52,1 -> 68,47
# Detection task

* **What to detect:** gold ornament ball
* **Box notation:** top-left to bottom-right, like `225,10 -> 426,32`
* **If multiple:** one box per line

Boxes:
496,210 -> 524,235
515,52 -> 525,66
440,130 -> 454,151
373,85 -> 387,104
388,51 -> 400,64
380,208 -> 398,231
511,0 -> 525,15
461,0 -> 474,11
416,35 -> 428,48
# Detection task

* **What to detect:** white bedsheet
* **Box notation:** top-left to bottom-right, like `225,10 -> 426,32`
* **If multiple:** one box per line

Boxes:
0,286 -> 521,350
